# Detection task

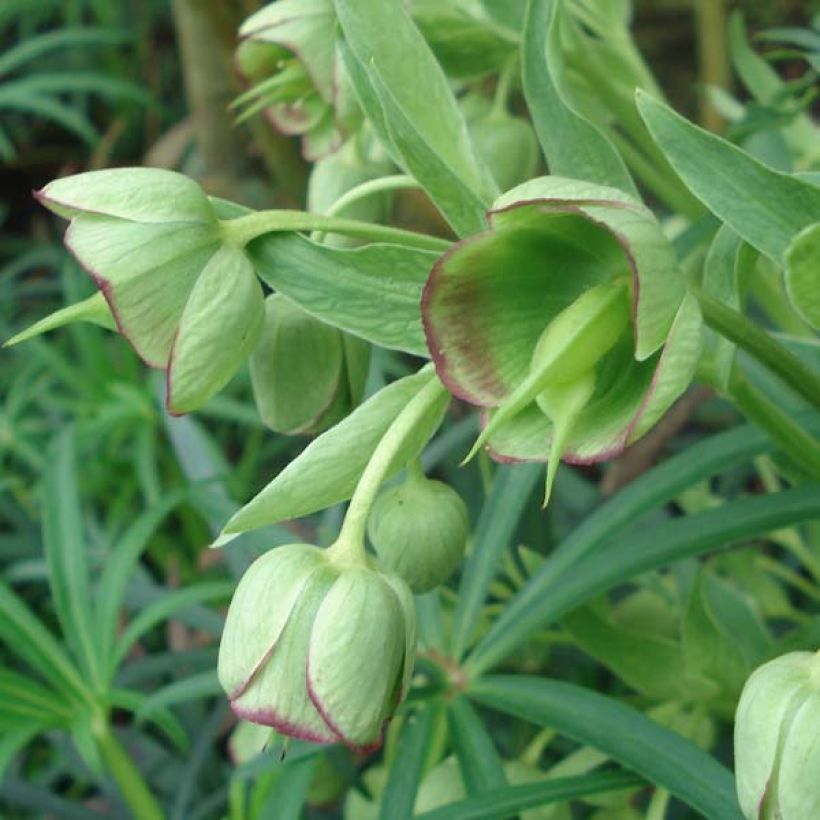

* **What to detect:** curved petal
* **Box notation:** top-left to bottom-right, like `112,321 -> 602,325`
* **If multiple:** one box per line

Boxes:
307,569 -> 405,750
217,544 -> 326,698
422,211 -> 626,407
167,247 -> 265,414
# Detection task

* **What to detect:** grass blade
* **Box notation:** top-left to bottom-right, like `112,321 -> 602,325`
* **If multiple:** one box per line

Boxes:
470,675 -> 742,819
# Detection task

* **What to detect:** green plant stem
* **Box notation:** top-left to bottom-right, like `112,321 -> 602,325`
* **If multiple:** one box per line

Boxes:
693,0 -> 731,132
728,372 -> 820,479
221,210 -> 450,252
330,376 -> 449,563
324,175 -> 421,219
695,288 -> 820,412
95,723 -> 165,820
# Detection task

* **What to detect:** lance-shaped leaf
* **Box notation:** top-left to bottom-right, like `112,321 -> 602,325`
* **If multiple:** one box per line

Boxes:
167,246 -> 265,414
636,91 -> 820,263
219,367 -> 449,538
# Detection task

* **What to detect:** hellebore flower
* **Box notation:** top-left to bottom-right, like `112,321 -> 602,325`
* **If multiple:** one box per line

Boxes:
250,293 -> 370,435
217,543 -> 415,751
235,0 -> 359,160
422,176 -> 704,501
367,467 -> 469,593
36,168 -> 265,414
734,650 -> 820,820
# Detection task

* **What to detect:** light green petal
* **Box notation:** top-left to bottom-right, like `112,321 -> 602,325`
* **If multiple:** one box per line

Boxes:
167,247 -> 265,413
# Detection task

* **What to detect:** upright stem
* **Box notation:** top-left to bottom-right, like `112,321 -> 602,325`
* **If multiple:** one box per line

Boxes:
728,372 -> 820,479
695,288 -> 820,413
694,0 -> 731,133
221,210 -> 450,253
95,723 -> 165,820
330,376 -> 450,564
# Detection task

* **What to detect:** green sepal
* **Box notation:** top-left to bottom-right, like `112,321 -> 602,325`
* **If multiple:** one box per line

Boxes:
250,294 -> 344,434
64,214 -> 220,367
307,568 -> 407,748
217,544 -> 326,698
167,246 -> 265,414
37,167 -> 216,225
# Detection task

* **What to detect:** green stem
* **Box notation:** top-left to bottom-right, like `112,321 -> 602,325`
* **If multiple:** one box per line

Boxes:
324,175 -> 421,219
329,375 -> 450,564
695,288 -> 820,413
95,723 -> 165,820
728,372 -> 820,479
221,210 -> 450,253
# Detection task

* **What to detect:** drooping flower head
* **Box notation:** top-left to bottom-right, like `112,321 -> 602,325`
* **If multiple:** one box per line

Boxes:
422,176 -> 703,500
36,168 -> 265,414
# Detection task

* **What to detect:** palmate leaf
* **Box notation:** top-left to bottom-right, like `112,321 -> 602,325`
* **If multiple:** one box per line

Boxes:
469,676 -> 742,819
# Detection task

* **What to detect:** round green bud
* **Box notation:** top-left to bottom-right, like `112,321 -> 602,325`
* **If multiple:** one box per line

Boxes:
367,471 -> 469,594
734,650 -> 820,819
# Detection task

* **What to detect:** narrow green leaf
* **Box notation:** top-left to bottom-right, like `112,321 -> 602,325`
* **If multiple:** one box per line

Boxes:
107,689 -> 189,753
448,697 -> 507,795
0,580 -> 91,706
135,671 -> 221,720
451,464 -> 541,660
116,581 -> 233,666
221,368 -> 448,537
785,223 -> 820,329
636,92 -> 820,262
470,676 -> 742,819
378,705 -> 437,820
248,232 -> 437,356
522,0 -> 636,195
335,0 -> 496,236
0,88 -> 98,144
0,668 -> 74,725
258,757 -> 317,820
43,430 -> 102,689
416,770 -> 643,820
4,291 -> 115,348
0,28 -> 130,77
468,485 -> 820,675
97,488 -> 191,679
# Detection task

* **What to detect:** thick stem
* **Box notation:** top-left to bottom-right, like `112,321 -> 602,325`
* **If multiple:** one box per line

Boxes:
329,376 -> 449,564
695,288 -> 820,413
221,210 -> 450,253
728,372 -> 820,480
95,723 -> 165,820
693,0 -> 731,132
324,175 -> 420,219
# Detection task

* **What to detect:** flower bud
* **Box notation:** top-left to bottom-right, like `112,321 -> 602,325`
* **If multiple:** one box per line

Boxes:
218,543 -> 415,751
367,470 -> 468,593
250,294 -> 370,435
236,0 -> 359,160
734,650 -> 820,819
34,168 -> 264,414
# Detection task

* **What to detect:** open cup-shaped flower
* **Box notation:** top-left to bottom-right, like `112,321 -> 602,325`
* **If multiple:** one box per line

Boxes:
422,176 -> 704,501
37,168 -> 265,414
235,0 -> 358,160
217,543 -> 415,752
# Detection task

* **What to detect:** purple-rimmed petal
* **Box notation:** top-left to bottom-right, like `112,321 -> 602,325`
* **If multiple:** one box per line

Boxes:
64,215 -> 219,367
37,168 -> 215,224
422,211 -> 629,407
217,544 -> 327,699
228,561 -> 339,745
306,569 -> 405,750
166,246 -> 265,414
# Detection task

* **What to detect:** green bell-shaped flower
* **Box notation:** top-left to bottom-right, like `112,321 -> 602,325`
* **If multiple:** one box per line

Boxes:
734,650 -> 820,820
235,0 -> 359,160
367,466 -> 468,593
250,294 -> 370,435
422,176 -> 704,502
217,543 -> 415,751
35,168 -> 265,414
